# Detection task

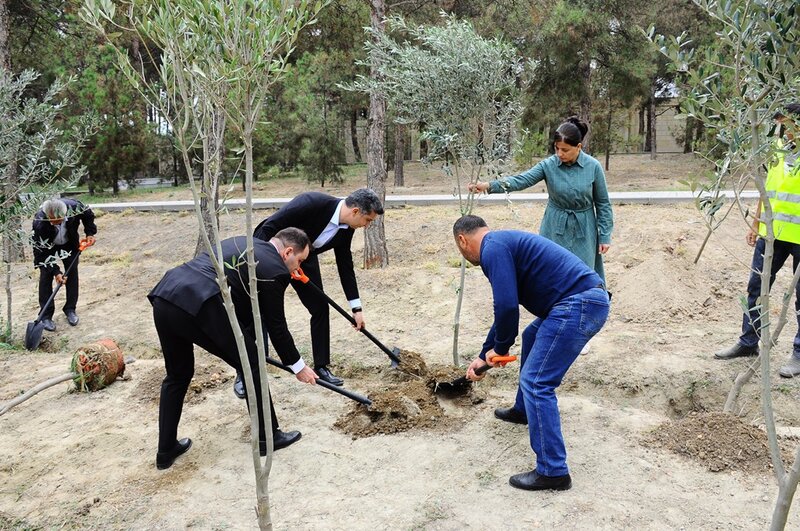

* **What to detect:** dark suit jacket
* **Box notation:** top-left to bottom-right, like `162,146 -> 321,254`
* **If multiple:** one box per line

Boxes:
32,198 -> 97,274
253,192 -> 358,301
148,236 -> 301,366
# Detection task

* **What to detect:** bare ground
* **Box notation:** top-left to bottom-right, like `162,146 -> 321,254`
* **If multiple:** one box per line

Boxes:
1,159 -> 799,529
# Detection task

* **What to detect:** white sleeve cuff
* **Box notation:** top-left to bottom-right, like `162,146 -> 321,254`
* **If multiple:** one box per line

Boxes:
288,358 -> 306,374
348,298 -> 362,309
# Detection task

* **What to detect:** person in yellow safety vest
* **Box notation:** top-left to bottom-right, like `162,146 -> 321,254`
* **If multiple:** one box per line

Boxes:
715,103 -> 800,379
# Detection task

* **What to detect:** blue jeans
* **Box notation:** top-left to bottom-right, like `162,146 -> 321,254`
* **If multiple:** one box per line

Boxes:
511,287 -> 610,476
739,238 -> 800,360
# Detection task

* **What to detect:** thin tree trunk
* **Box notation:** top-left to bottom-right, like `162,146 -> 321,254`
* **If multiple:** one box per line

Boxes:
350,108 -> 361,162
648,93 -> 657,160
394,123 -> 405,187
0,0 -> 10,72
605,100 -> 612,171
684,115 -> 695,153
3,236 -> 11,341
638,105 -> 646,152
364,0 -> 388,269
771,445 -> 800,530
578,60 -> 592,152
194,109 -> 224,257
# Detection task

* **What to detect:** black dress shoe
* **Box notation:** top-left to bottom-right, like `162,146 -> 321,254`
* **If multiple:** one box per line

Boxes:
41,318 -> 56,332
233,371 -> 246,399
509,470 -> 572,491
156,438 -> 192,470
714,343 -> 758,360
65,310 -> 79,326
316,366 -> 344,386
260,430 -> 302,455
494,407 -> 528,425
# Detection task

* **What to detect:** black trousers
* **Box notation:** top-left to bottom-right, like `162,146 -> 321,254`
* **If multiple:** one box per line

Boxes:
38,244 -> 79,319
151,296 -> 280,454
290,253 -> 331,368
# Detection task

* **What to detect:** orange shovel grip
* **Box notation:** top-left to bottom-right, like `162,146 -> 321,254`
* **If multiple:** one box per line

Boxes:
491,355 -> 517,367
290,267 -> 310,284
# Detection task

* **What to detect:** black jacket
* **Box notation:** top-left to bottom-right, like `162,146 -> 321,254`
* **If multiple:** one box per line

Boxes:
253,192 -> 358,300
32,198 -> 97,275
148,237 -> 301,367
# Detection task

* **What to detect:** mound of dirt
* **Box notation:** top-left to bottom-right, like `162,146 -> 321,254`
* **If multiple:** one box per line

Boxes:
642,411 -> 785,473
334,351 -> 482,438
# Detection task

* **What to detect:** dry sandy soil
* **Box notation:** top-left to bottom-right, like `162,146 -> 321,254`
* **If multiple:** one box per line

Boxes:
1,153 -> 799,530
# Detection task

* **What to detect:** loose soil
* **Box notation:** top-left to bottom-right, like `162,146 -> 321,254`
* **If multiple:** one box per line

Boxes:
1,154 -> 799,529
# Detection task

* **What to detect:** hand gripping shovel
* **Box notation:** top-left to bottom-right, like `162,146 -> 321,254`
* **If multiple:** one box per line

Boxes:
434,355 -> 517,396
290,268 -> 402,367
25,238 -> 94,351
264,356 -> 372,406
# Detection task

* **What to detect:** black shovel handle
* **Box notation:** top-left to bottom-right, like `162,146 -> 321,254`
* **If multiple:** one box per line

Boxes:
32,242 -> 88,324
291,269 -> 401,365
448,355 -> 518,386
263,356 -> 372,406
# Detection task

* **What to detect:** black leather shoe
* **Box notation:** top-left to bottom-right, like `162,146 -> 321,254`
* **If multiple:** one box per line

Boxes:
316,366 -> 344,386
156,438 -> 192,470
65,311 -> 79,326
509,470 -> 572,491
494,407 -> 528,425
260,430 -> 302,455
41,318 -> 56,332
233,371 -> 246,399
714,343 -> 758,360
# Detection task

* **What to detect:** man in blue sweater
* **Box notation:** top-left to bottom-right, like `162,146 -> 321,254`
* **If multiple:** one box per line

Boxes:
454,215 -> 610,491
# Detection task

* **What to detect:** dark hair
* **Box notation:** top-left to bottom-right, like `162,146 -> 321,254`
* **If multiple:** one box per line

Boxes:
274,227 -> 310,252
453,215 -> 488,237
345,188 -> 384,215
553,116 -> 588,147
786,103 -> 800,117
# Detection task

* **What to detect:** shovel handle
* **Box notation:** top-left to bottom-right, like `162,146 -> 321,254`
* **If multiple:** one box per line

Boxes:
471,355 -> 517,378
290,268 -> 402,365
263,356 -> 372,406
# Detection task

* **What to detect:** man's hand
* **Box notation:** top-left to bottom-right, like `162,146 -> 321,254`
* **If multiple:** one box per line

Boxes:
466,357 -> 489,381
598,243 -> 610,255
468,182 -> 490,194
85,235 -> 96,246
55,273 -> 66,285
747,228 -> 758,247
352,311 -> 365,330
296,366 -> 318,385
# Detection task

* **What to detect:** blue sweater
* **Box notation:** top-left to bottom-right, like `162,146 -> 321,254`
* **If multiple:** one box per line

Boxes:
479,231 -> 602,357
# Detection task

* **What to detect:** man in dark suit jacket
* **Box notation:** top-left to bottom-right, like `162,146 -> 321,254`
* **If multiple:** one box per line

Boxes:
32,198 -> 97,331
148,229 -> 318,470
241,188 -> 384,391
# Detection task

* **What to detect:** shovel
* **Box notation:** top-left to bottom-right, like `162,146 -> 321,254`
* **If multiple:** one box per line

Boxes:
434,355 -> 517,396
264,355 -> 372,406
25,238 -> 94,351
290,268 -> 402,367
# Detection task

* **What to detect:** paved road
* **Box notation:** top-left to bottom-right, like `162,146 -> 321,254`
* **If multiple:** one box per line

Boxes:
88,190 -> 760,212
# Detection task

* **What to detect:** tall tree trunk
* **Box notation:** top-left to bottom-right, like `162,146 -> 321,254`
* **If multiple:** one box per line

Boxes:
683,115 -> 695,153
638,105 -> 646,151
0,0 -> 10,72
3,236 -> 11,342
350,108 -> 361,162
605,100 -> 613,171
394,123 -> 405,187
578,60 -> 592,152
194,109 -> 224,257
364,0 -> 388,269
648,93 -> 657,160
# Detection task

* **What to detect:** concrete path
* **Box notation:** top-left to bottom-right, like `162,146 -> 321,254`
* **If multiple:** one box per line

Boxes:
88,190 -> 760,212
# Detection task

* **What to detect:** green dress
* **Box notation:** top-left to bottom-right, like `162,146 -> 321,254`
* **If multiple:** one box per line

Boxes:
488,151 -> 614,281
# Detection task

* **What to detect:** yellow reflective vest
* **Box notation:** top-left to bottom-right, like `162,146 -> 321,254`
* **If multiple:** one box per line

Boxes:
759,140 -> 800,244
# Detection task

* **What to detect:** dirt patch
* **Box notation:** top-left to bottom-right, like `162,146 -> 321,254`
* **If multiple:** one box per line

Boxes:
334,351 -> 487,438
134,359 -> 232,405
642,411 -> 789,473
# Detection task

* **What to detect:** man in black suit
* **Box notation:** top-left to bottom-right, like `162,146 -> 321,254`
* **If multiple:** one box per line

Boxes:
148,229 -> 317,470
231,188 -> 383,393
32,198 -> 97,331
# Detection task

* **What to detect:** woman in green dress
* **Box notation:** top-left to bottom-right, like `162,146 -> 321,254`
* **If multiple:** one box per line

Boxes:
470,116 -> 613,281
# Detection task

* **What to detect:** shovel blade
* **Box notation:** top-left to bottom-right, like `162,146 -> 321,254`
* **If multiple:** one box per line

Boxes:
24,321 -> 44,351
